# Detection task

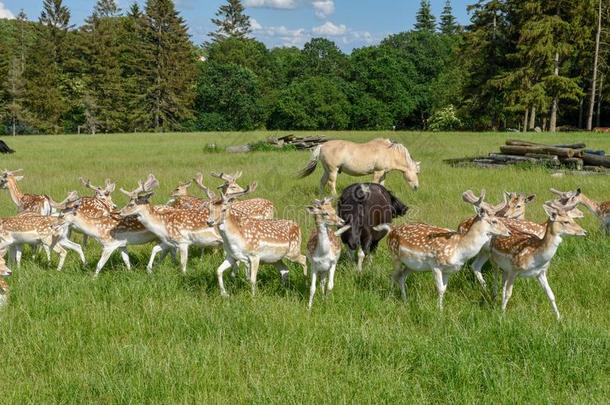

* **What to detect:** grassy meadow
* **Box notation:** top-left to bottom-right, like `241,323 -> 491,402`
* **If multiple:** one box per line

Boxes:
0,131 -> 609,402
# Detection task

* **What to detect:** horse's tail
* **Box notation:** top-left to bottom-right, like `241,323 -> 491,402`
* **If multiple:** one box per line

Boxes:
297,145 -> 322,178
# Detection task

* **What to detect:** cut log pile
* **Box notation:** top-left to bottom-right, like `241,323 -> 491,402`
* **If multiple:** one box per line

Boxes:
226,134 -> 329,153
445,139 -> 610,172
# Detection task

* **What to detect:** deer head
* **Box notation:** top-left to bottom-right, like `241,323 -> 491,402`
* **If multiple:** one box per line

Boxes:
550,187 -> 582,206
498,192 -> 536,219
0,169 -> 24,188
211,171 -> 246,196
170,180 -> 192,198
193,172 -> 216,200
307,197 -> 350,236
80,177 -> 117,208
543,202 -> 586,237
207,182 -> 257,227
119,174 -> 159,216
462,190 -> 510,237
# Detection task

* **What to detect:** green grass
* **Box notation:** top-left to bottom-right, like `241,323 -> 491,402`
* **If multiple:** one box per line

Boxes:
0,131 -> 610,402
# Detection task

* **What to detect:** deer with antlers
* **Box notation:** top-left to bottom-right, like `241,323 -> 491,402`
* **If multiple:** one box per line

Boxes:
0,169 -> 72,215
77,177 -> 118,246
0,193 -> 86,271
375,190 -> 510,309
205,172 -> 275,220
490,201 -> 586,320
306,198 -> 350,309
167,173 -> 216,210
550,188 -> 610,233
208,184 -> 307,297
458,191 -> 536,289
119,174 -> 222,274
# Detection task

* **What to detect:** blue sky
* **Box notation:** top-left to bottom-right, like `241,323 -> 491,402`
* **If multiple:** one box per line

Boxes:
0,0 -> 473,51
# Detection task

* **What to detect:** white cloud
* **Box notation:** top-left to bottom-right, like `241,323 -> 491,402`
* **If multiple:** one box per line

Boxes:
312,0 -> 334,18
0,2 -> 14,19
312,21 -> 346,36
245,0 -> 297,9
250,18 -> 263,30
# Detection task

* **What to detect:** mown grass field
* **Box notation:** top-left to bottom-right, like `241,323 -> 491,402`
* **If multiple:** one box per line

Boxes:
0,131 -> 609,402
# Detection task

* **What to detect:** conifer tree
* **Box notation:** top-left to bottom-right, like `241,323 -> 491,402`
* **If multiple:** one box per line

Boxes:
440,0 -> 459,35
143,0 -> 196,131
210,0 -> 252,42
414,0 -> 437,33
25,0 -> 71,133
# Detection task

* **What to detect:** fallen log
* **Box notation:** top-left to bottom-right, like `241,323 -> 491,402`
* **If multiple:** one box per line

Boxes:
488,153 -> 537,163
500,145 -> 582,158
554,143 -> 586,149
560,158 -> 584,171
582,153 -> 610,168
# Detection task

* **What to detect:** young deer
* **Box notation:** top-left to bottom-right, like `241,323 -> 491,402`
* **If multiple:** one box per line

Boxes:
208,184 -> 307,297
306,198 -> 350,309
376,190 -> 510,309
0,169 -> 69,215
458,191 -> 536,289
78,177 -> 117,246
551,188 -> 610,233
490,202 -> 586,320
119,174 -> 222,274
0,195 -> 86,271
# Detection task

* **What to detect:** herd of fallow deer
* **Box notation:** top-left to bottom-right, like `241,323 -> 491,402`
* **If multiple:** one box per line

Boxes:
0,159 -> 605,319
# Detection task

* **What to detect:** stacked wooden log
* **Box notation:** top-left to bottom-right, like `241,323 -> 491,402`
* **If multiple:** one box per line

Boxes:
445,139 -> 610,172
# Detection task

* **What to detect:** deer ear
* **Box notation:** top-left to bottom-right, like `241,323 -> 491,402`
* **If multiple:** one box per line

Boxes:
526,194 -> 536,203
106,183 -> 116,193
306,206 -> 316,214
14,176 -> 24,182
576,188 -> 581,196
543,204 -> 558,220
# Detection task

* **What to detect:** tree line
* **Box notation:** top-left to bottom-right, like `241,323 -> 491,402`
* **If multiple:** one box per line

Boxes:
0,0 -> 607,134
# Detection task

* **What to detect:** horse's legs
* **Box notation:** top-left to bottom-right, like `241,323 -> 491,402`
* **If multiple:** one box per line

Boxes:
328,168 -> 339,196
319,169 -> 329,195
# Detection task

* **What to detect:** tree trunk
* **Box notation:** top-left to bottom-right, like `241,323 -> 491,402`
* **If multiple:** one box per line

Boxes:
11,117 -> 16,137
529,106 -> 536,130
597,74 -> 604,128
523,109 -> 529,132
578,98 -> 584,128
587,0 -> 602,131
550,51 -> 559,132
542,115 -> 547,132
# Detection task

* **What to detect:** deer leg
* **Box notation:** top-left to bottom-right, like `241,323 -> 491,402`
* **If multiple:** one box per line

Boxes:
178,244 -> 189,274
537,269 -> 560,320
58,238 -> 86,265
52,244 -> 67,271
432,268 -> 448,310
119,247 -> 131,270
146,244 -> 165,273
249,256 -> 260,295
42,244 -> 51,263
356,247 -> 365,272
471,251 -> 490,289
327,263 -> 337,293
273,261 -> 289,287
82,234 -> 89,247
501,271 -> 516,313
216,257 -> 236,297
320,271 -> 328,295
94,245 -> 119,277
308,269 -> 317,310
392,260 -> 409,302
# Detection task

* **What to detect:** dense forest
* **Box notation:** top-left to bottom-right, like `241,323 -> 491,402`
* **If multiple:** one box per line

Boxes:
0,0 -> 608,134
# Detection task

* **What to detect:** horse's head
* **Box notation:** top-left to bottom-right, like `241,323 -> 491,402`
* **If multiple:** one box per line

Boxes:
391,143 -> 420,191
402,163 -> 420,191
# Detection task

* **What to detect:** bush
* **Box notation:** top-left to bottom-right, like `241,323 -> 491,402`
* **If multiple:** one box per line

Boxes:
428,105 -> 462,131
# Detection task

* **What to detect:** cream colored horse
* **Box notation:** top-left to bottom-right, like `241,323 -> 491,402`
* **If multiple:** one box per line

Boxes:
298,138 -> 420,195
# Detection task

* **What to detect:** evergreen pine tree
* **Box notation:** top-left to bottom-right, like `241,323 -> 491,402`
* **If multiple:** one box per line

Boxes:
440,0 -> 459,35
25,0 -> 71,133
79,0 -> 124,133
414,0 -> 437,33
210,0 -> 252,42
143,0 -> 196,131
4,57 -> 28,136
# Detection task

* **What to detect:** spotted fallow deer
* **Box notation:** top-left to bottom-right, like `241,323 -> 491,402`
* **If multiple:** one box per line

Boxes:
61,195 -> 172,276
0,194 -> 86,271
119,174 -> 222,274
208,185 -> 307,297
490,201 -> 586,320
458,191 -> 536,289
77,177 -> 117,246
0,169 -> 70,215
206,171 -> 275,220
306,198 -> 350,309
375,190 -> 510,309
551,187 -> 610,233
